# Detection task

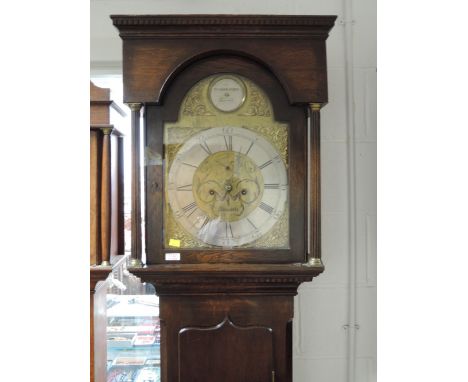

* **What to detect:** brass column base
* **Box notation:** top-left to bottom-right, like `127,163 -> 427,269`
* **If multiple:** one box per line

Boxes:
129,258 -> 144,268
306,257 -> 324,268
100,261 -> 111,267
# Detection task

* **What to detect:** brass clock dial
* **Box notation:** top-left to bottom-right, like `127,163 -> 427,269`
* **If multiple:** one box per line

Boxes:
164,73 -> 289,249
167,126 -> 287,247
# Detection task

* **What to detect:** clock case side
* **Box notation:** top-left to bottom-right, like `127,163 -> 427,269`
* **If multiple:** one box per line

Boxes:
145,55 -> 307,264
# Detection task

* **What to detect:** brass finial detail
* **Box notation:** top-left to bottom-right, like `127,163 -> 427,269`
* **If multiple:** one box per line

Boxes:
127,102 -> 142,112
310,103 -> 322,112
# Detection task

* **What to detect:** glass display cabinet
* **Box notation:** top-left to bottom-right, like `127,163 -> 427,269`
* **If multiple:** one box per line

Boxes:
106,294 -> 160,382
93,256 -> 161,382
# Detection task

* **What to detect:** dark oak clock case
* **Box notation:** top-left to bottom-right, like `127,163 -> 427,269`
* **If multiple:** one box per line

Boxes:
109,15 -> 336,382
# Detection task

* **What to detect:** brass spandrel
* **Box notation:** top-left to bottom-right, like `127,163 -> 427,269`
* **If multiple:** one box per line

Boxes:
239,81 -> 271,117
182,80 -> 216,116
252,207 -> 289,248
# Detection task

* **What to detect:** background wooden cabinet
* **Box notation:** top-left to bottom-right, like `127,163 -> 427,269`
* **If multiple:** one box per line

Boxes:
90,82 -> 126,265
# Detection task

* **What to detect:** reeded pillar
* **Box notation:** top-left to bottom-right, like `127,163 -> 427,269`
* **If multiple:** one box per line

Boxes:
307,103 -> 323,267
117,135 -> 125,255
127,103 -> 143,267
100,126 -> 113,266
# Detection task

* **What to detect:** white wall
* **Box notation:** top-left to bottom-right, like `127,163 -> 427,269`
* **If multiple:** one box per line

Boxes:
91,1 -> 376,381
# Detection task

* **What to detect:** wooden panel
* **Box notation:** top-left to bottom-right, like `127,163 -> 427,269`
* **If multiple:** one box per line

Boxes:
91,81 -> 110,101
179,317 -> 274,382
158,294 -> 293,382
121,39 -> 328,104
90,102 -> 111,125
90,82 -> 111,124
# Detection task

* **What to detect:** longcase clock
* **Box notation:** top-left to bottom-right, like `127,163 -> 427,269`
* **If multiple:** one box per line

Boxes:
109,14 -> 336,382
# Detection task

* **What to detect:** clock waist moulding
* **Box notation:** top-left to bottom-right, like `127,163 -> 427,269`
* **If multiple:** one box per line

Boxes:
91,14 -> 336,382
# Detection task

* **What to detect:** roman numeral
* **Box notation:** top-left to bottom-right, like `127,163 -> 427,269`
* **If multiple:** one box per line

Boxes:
246,218 -> 257,230
199,141 -> 212,155
182,202 -> 197,216
182,162 -> 198,169
259,202 -> 274,214
259,159 -> 272,170
258,156 -> 279,170
224,135 -> 233,151
200,216 -> 210,230
245,141 -> 254,155
225,222 -> 234,238
264,183 -> 280,189
177,184 -> 192,191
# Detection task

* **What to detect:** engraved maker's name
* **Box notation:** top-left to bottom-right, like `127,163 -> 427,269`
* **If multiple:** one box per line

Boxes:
214,87 -> 240,92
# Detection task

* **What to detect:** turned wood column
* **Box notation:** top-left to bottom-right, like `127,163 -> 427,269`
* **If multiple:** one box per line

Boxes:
117,135 -> 125,255
100,126 -> 113,266
90,129 -> 102,265
307,103 -> 323,266
127,103 -> 143,267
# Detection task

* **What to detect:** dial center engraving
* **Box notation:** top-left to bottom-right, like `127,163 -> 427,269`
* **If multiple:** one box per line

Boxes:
192,151 -> 264,222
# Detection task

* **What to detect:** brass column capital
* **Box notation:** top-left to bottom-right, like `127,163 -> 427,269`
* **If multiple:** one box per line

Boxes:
101,126 -> 114,135
127,102 -> 143,112
310,103 -> 322,112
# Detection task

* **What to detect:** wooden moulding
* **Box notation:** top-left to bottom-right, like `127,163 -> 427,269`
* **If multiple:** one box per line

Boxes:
124,264 -> 321,295
90,264 -> 322,300
110,14 -> 337,37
